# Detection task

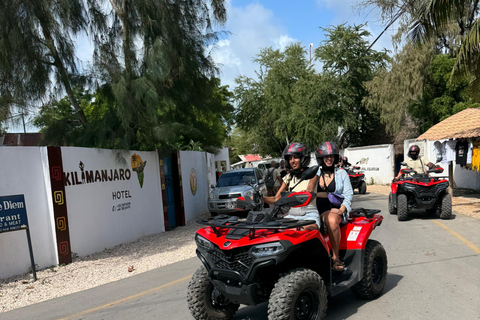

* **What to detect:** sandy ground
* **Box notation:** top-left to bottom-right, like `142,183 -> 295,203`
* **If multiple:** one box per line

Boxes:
1,185 -> 479,313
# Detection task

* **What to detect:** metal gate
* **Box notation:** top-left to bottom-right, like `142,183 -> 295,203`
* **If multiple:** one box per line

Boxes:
163,156 -> 176,230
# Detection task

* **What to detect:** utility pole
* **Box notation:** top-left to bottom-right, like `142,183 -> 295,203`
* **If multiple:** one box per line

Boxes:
309,43 -> 313,65
21,113 -> 26,133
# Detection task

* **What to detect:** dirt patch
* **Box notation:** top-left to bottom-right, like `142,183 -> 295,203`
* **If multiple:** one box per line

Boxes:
367,184 -> 480,219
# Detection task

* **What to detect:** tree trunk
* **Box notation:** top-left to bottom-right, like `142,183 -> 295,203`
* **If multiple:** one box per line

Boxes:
36,8 -> 89,128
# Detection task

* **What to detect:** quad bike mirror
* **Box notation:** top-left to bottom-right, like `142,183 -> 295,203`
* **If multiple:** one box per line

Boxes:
274,191 -> 315,208
301,165 -> 319,180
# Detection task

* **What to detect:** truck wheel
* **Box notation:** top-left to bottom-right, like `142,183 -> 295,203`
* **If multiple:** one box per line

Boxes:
439,193 -> 452,220
351,240 -> 388,299
388,193 -> 396,215
187,266 -> 239,320
359,181 -> 367,194
268,268 -> 328,320
397,194 -> 408,221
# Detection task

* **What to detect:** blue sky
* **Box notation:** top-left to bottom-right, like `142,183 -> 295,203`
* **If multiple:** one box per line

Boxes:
211,0 -> 397,89
7,0 -> 397,132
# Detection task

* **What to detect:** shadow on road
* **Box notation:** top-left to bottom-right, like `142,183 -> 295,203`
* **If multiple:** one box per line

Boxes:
233,273 -> 403,320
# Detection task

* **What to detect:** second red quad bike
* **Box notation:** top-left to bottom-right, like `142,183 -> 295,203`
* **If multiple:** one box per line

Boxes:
345,162 -> 367,194
389,163 -> 451,221
187,166 -> 387,320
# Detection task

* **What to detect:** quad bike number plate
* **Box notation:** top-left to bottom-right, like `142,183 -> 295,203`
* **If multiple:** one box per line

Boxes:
347,226 -> 362,241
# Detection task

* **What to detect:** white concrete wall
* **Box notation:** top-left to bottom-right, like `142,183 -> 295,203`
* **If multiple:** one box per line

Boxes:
206,152 -> 216,189
180,151 -> 209,222
0,147 -> 57,279
215,147 -> 230,171
61,147 -> 164,256
344,144 -> 395,185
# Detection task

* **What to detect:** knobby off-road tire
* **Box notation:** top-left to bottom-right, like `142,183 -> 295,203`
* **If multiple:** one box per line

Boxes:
359,181 -> 367,194
397,194 -> 408,221
388,193 -> 396,215
268,268 -> 328,320
187,266 -> 239,320
439,193 -> 452,219
351,240 -> 388,299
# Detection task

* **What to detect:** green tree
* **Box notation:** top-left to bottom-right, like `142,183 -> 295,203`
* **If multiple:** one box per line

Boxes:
0,0 -> 98,128
235,44 -> 314,156
365,45 -> 479,137
364,43 -> 434,137
361,0 -> 480,98
34,78 -> 234,152
408,53 -> 480,132
89,0 -> 229,150
314,24 -> 391,147
234,25 -> 390,155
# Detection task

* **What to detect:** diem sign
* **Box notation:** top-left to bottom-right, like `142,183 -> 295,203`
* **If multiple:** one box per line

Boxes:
0,194 -> 29,233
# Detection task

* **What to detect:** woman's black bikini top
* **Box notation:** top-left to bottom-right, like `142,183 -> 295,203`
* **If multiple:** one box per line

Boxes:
318,173 -> 336,192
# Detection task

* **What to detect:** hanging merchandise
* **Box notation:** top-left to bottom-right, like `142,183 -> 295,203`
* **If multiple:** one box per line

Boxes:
467,140 -> 473,165
472,141 -> 480,172
455,139 -> 468,166
445,140 -> 456,163
434,140 -> 447,163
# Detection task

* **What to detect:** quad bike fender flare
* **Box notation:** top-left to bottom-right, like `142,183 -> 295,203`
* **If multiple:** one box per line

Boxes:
340,216 -> 383,251
391,192 -> 397,207
390,182 -> 398,194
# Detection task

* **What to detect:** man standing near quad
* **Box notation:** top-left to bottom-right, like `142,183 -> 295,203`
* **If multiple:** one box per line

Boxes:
395,145 -> 436,180
264,160 -> 280,196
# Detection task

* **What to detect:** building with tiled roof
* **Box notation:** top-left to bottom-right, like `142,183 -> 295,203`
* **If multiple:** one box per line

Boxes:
416,107 -> 480,141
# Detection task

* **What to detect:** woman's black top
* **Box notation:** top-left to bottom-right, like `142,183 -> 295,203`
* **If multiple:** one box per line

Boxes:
316,173 -> 336,213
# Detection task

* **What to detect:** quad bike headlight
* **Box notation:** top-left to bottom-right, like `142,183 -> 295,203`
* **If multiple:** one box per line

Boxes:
196,234 -> 213,250
251,242 -> 285,257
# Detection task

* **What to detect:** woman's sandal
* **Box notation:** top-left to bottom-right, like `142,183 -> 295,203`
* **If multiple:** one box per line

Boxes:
333,259 -> 345,271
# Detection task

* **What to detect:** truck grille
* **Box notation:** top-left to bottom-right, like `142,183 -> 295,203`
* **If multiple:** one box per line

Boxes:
210,245 -> 254,277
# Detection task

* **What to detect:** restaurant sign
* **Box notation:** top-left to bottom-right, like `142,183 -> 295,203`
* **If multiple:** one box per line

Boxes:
0,194 -> 29,233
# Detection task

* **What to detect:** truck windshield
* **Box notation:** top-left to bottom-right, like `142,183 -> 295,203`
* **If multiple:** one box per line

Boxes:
217,172 -> 256,187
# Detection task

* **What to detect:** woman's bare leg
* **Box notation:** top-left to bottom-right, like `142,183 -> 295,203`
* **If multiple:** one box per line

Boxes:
322,210 -> 342,260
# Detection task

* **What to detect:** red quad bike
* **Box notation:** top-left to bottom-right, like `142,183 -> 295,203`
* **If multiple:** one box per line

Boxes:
187,166 -> 387,320
388,163 -> 451,221
346,162 -> 367,194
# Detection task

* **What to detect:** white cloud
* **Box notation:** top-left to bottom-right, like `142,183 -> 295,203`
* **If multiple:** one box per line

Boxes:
211,2 -> 297,89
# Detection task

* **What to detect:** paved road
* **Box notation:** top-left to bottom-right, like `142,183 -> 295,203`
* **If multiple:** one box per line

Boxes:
3,192 -> 480,320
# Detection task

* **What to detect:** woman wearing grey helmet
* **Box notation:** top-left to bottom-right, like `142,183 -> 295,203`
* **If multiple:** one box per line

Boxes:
308,141 -> 353,271
263,142 -> 320,230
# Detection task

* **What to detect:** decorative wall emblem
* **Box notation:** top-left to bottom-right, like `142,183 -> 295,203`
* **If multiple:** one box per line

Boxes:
51,166 -> 62,180
54,191 -> 64,205
58,241 -> 69,255
131,154 -> 147,188
190,168 -> 197,196
56,217 -> 67,231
